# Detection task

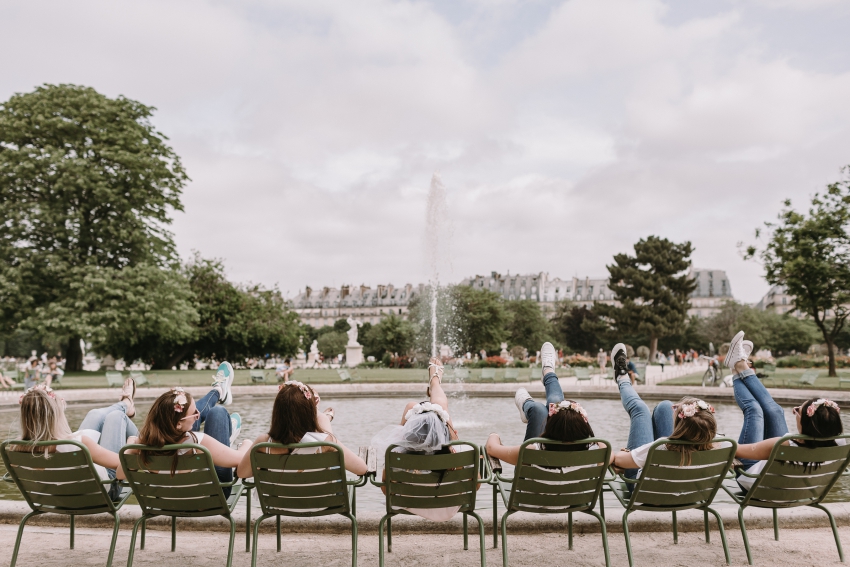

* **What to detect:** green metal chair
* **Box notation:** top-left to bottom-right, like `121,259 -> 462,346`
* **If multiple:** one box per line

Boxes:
251,369 -> 270,383
722,433 -> 850,565
129,371 -> 150,386
488,438 -> 612,567
786,369 -> 819,388
371,441 -> 490,567
4,369 -> 24,390
573,366 -> 593,385
479,368 -> 496,383
245,441 -> 365,567
501,368 -> 519,383
0,439 -> 132,567
530,367 -> 543,381
608,437 -> 738,567
105,371 -> 124,388
119,443 -> 245,567
453,368 -> 471,382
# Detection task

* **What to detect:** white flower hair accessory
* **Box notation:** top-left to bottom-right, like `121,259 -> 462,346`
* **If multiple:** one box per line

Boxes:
285,380 -> 314,400
18,384 -> 57,405
405,402 -> 450,424
807,399 -> 840,417
171,387 -> 188,413
548,401 -> 589,423
678,399 -> 715,419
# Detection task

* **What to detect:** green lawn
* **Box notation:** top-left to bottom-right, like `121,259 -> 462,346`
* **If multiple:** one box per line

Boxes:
30,366 -> 554,389
658,367 -> 850,390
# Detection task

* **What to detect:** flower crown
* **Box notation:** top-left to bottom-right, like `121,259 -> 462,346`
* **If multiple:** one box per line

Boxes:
405,402 -> 450,424
284,380 -> 313,400
548,401 -> 588,423
171,387 -> 188,413
678,399 -> 714,419
17,384 -> 56,405
808,399 -> 840,417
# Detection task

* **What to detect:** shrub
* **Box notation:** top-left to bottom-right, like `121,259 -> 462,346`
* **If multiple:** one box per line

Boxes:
512,360 -> 529,368
483,356 -> 508,368
564,354 -> 595,367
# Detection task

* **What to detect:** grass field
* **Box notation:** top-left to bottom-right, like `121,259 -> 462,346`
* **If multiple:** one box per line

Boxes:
658,367 -> 850,390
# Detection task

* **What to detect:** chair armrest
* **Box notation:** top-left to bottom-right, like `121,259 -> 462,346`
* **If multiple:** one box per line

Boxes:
241,479 -> 256,489
358,446 -> 378,475
369,472 -> 387,488
494,472 -> 514,484
347,474 -> 371,487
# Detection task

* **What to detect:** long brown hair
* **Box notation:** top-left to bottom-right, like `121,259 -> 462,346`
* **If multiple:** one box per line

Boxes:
15,387 -> 73,455
667,396 -> 717,465
268,382 -> 324,445
137,389 -> 197,473
542,402 -> 595,452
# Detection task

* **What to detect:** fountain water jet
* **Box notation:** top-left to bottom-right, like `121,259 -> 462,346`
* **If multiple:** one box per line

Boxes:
425,173 -> 450,358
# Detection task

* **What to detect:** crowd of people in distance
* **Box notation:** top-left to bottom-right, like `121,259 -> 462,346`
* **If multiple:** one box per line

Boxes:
9,330 -> 844,524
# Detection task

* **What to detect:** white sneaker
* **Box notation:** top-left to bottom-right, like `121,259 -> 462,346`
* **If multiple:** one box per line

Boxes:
229,413 -> 242,448
515,388 -> 533,424
724,331 -> 746,370
213,361 -> 235,406
540,342 -> 557,373
743,340 -> 754,360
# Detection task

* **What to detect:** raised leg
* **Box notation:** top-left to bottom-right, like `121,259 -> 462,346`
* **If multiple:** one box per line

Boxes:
106,513 -> 121,567
10,510 -> 41,567
814,503 -> 845,562
706,506 -> 731,565
738,506 -> 754,565
464,512 -> 469,550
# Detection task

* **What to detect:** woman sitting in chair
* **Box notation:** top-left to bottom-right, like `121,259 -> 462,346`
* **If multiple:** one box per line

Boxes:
236,380 -> 367,478
724,331 -> 844,490
13,379 -> 138,499
486,341 -> 605,464
118,362 -> 251,497
608,343 -> 723,475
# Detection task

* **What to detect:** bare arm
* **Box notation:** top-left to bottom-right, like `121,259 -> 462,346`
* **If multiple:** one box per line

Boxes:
612,450 -> 638,469
736,437 -> 784,462
200,434 -> 253,469
484,434 -> 520,466
79,435 -> 120,471
236,434 -> 268,479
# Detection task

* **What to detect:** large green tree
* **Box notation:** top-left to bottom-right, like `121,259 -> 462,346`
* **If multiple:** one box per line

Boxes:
700,301 -> 818,355
504,299 -> 553,352
596,236 -> 697,362
362,313 -> 416,358
0,84 -> 188,369
746,172 -> 850,376
452,286 -> 510,355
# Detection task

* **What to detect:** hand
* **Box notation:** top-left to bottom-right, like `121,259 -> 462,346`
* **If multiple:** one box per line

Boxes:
486,433 -> 501,447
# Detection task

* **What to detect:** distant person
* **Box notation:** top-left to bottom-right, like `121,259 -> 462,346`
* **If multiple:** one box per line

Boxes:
655,351 -> 666,372
42,357 -> 64,388
0,369 -> 14,389
597,348 -> 607,376
23,358 -> 41,389
275,357 -> 294,383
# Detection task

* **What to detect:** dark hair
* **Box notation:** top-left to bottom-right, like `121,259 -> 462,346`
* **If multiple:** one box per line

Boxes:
667,397 -> 717,466
268,383 -> 324,445
137,389 -> 197,474
541,404 -> 595,451
793,398 -> 843,472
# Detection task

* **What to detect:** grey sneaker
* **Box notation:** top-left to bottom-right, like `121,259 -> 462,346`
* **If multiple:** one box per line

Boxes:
515,388 -> 533,424
213,361 -> 235,406
724,331 -> 746,370
229,413 -> 242,448
540,342 -> 557,373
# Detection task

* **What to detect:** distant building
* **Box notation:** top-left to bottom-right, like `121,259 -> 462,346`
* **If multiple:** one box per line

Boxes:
756,285 -> 805,317
687,268 -> 734,318
290,283 -> 424,327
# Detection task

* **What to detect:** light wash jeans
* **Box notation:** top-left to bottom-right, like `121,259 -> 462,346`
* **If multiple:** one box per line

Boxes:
733,368 -> 787,468
78,402 -> 138,498
522,371 -> 565,441
618,378 -> 674,479
190,389 -> 234,496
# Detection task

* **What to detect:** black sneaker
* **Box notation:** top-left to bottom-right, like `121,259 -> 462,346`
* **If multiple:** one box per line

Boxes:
611,343 -> 629,380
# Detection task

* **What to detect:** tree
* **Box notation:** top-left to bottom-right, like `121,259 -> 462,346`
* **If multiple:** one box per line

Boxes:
362,313 -> 416,358
504,299 -> 553,352
551,302 -> 599,353
317,331 -> 347,359
746,174 -> 850,376
0,84 -> 188,370
699,301 -> 818,356
451,286 -> 510,355
596,236 -> 697,362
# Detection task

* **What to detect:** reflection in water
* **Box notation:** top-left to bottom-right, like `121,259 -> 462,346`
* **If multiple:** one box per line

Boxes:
2,393 -> 849,511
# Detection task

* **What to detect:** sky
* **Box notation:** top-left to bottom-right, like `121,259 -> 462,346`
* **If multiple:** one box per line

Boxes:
2,0 -> 849,304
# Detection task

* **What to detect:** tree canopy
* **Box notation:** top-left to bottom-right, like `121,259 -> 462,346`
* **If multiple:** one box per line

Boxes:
746,170 -> 850,376
504,299 -> 554,353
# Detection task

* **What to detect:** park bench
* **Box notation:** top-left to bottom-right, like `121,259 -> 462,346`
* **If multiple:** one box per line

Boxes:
758,363 -> 779,387
105,371 -> 124,388
1,439 -> 133,567
338,368 -> 361,381
487,438 -> 612,567
251,369 -> 270,383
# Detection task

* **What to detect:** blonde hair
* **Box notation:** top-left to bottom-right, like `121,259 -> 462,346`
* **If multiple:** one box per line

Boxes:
15,387 -> 73,455
667,396 -> 717,465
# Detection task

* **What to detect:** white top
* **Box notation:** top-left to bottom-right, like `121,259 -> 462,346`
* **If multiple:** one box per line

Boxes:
59,430 -> 109,480
629,439 -> 733,469
738,438 -> 847,491
178,432 -> 205,454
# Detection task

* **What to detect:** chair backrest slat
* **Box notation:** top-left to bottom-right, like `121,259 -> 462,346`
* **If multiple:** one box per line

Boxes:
250,442 -> 350,518
1,440 -> 115,515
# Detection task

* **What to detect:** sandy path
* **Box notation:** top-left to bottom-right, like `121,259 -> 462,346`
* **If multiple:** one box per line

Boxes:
1,523 -> 844,566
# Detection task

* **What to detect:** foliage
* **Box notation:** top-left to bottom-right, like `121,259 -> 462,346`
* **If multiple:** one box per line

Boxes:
0,84 -> 188,369
551,302 -> 599,353
361,313 -> 416,358
776,355 -> 850,369
504,299 -> 553,352
563,353 -> 596,367
595,236 -> 697,362
317,331 -> 347,359
746,171 -> 850,376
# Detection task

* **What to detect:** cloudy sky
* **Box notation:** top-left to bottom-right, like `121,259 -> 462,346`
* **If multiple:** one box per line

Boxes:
2,0 -> 849,304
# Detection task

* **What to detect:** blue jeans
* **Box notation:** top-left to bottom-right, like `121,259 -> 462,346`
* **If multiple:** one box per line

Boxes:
79,402 -> 138,498
191,389 -> 233,496
522,372 -> 566,441
733,368 -> 787,468
618,378 -> 673,479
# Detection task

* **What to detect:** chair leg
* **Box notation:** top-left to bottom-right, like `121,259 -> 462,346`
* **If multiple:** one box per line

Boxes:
388,516 -> 393,553
599,491 -> 606,520
141,518 -> 146,550
773,508 -> 779,541
276,515 -> 281,552
467,510 -> 487,567
10,510 -> 41,567
704,509 -> 710,543
251,514 -> 271,567
568,512 -> 573,550
106,513 -> 121,567
585,509 -> 611,567
813,503 -> 845,562
623,510 -> 635,567
672,510 -> 678,544
738,506 -> 754,565
226,515 -> 236,567
70,514 -> 75,549
378,514 -> 390,567
352,485 -> 357,517
245,487 -> 252,553
464,512 -> 469,550
492,484 -> 498,549
171,516 -> 177,552
705,506 -> 730,565
501,511 -> 512,567
344,512 -> 358,567
127,515 -> 147,567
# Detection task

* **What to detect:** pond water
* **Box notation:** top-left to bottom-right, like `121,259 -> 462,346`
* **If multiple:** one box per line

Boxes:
2,391 -> 849,512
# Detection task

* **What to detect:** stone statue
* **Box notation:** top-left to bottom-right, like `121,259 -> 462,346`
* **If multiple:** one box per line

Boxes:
310,340 -> 319,355
346,317 -> 362,347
